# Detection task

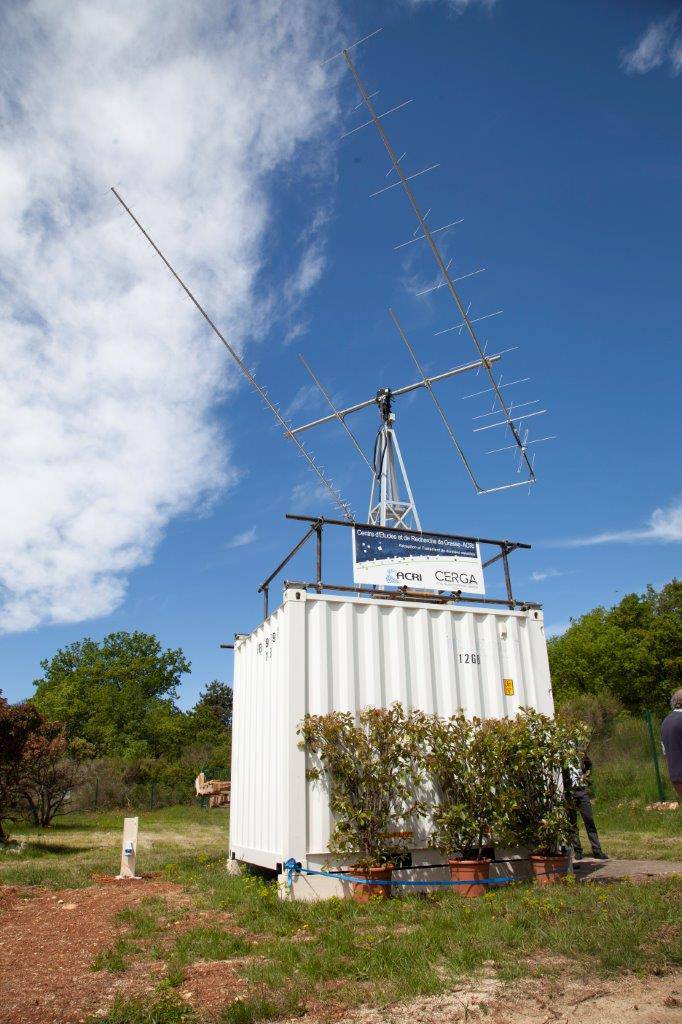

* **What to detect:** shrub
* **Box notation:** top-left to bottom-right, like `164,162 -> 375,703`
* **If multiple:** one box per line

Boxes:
501,709 -> 588,855
417,713 -> 510,860
17,731 -> 92,827
298,704 -> 422,869
0,694 -> 44,842
300,703 -> 590,863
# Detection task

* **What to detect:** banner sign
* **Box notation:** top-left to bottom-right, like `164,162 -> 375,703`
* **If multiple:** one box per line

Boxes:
352,526 -> 485,595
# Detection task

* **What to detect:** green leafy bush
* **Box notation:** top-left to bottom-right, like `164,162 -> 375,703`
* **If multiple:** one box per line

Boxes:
416,713 -> 510,860
501,709 -> 588,855
300,704 -> 589,862
298,704 -> 422,869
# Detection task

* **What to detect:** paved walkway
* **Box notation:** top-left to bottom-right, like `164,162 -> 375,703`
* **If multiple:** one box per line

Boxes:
574,857 -> 682,881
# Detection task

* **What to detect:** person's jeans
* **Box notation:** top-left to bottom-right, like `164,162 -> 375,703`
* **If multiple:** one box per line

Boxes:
567,790 -> 603,856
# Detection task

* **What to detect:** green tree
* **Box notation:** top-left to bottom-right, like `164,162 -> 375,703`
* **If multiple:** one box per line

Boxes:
548,580 -> 682,715
192,680 -> 233,733
186,682 -> 233,780
32,632 -> 191,759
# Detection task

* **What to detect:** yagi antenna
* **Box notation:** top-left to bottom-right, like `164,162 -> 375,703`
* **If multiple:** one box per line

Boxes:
291,349 -> 503,437
337,44 -> 541,490
110,187 -> 355,523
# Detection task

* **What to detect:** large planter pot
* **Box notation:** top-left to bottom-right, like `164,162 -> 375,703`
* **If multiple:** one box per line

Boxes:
448,857 -> 492,897
530,853 -> 568,885
350,864 -> 394,903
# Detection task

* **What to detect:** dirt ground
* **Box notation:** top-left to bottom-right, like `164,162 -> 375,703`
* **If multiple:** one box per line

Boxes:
327,973 -> 682,1024
0,879 -> 680,1024
0,880 -> 178,1024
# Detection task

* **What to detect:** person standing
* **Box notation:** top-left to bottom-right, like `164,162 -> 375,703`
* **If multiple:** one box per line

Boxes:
564,751 -> 608,861
661,688 -> 682,799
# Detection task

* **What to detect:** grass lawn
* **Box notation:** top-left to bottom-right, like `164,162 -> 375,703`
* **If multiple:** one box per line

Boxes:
0,805 -> 230,888
587,716 -> 682,860
591,797 -> 682,860
1,800 -> 680,1023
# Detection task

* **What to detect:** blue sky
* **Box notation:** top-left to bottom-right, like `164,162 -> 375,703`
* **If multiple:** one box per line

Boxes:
1,0 -> 681,707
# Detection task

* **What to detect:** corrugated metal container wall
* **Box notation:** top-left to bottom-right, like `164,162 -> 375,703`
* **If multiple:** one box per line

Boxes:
229,603 -> 288,868
229,588 -> 553,871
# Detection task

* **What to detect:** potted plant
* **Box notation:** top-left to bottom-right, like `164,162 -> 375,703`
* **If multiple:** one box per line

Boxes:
419,714 -> 509,896
298,703 -> 420,902
501,710 -> 588,884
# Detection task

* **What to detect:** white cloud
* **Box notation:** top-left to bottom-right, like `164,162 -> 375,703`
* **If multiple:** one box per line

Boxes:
621,14 -> 682,76
552,499 -> 682,548
0,0 -> 340,633
404,0 -> 497,11
225,527 -> 257,550
290,479 -> 336,510
282,208 -> 332,345
284,384 -> 321,420
283,320 -> 311,346
530,568 -> 571,582
672,35 -> 682,74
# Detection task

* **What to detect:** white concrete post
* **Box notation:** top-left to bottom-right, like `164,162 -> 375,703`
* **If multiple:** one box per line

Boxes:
117,816 -> 140,879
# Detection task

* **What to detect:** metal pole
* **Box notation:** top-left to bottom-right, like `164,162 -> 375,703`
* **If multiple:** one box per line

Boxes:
284,513 -> 532,551
501,545 -> 514,609
258,521 -> 321,594
315,525 -> 323,591
644,709 -> 666,802
290,353 -> 502,435
263,585 -> 269,619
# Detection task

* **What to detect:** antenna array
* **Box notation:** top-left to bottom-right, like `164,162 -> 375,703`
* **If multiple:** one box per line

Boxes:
286,24 -> 552,528
341,36 -> 549,491
113,27 -> 553,533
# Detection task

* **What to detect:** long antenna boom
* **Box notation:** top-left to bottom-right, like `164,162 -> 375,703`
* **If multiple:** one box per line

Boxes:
341,48 -> 536,485
111,187 -> 355,522
290,351 -> 501,435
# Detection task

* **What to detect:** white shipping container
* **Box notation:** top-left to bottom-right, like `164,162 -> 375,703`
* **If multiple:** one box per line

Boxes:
229,587 -> 554,897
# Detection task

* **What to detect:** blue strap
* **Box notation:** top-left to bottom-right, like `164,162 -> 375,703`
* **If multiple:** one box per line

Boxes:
283,858 -> 568,889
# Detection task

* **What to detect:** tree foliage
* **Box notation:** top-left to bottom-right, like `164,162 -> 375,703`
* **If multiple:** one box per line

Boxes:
32,631 -> 192,759
0,692 -> 43,842
548,580 -> 682,715
28,635 -> 233,809
17,729 -> 92,828
0,693 -> 87,837
192,680 -> 233,734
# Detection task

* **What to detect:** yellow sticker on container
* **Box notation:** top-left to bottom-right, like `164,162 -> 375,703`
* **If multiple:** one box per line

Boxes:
503,678 -> 515,696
